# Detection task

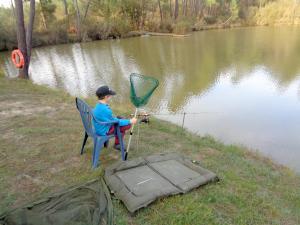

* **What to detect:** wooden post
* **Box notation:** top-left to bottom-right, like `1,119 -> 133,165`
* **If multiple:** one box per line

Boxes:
181,112 -> 186,129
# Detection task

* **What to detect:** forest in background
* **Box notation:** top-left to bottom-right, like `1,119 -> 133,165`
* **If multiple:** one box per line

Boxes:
1,0 -> 300,51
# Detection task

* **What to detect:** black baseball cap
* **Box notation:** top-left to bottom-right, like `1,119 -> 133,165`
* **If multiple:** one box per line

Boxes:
96,85 -> 116,99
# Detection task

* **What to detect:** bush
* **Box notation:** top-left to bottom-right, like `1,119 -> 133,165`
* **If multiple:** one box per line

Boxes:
111,17 -> 132,37
0,7 -> 17,51
146,20 -> 161,32
94,21 -> 112,39
84,17 -> 132,40
159,19 -> 174,33
243,6 -> 258,25
254,0 -> 300,25
32,26 -> 69,47
172,19 -> 192,34
204,15 -> 217,24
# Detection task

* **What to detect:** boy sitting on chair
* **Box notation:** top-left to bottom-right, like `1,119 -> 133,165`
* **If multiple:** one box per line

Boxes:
93,85 -> 137,150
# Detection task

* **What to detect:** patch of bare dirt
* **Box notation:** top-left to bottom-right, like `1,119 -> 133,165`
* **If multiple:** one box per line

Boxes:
0,102 -> 55,118
0,100 -> 67,119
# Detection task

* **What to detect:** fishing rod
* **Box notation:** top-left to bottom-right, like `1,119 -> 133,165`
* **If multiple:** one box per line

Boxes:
131,111 -> 221,116
128,110 -> 221,153
131,111 -> 222,129
149,112 -> 221,115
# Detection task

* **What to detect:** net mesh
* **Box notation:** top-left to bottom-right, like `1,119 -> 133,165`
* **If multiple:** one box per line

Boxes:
130,73 -> 159,108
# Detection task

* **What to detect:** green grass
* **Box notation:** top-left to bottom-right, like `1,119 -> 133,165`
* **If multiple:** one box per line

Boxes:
0,75 -> 299,225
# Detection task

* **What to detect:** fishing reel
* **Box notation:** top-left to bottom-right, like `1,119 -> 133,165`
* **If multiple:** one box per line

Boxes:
130,112 -> 150,124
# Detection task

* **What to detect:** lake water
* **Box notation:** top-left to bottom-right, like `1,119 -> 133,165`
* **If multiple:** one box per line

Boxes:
1,26 -> 300,172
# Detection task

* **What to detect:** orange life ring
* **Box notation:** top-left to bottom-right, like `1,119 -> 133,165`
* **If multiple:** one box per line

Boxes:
11,49 -> 25,68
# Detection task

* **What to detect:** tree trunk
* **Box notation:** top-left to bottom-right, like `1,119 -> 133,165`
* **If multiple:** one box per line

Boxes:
191,0 -> 194,16
195,0 -> 200,17
39,0 -> 48,30
182,0 -> 185,16
62,0 -> 69,28
174,0 -> 179,20
10,0 -> 15,16
26,0 -> 35,67
73,0 -> 81,40
184,0 -> 188,16
169,0 -> 173,18
83,0 -> 92,21
140,0 -> 146,30
62,0 -> 68,16
158,0 -> 163,24
14,0 -> 35,79
14,0 -> 28,79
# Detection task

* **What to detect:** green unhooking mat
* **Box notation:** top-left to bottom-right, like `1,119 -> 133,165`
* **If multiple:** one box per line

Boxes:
0,179 -> 113,225
104,153 -> 219,213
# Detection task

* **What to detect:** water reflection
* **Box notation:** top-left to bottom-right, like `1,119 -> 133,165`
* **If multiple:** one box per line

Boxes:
1,26 -> 300,171
159,68 -> 300,172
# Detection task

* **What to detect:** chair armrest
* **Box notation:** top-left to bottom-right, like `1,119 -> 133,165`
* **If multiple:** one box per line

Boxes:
91,112 -> 119,125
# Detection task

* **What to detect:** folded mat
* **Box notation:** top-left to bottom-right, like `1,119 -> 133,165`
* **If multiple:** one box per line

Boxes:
104,152 -> 218,213
0,179 -> 113,225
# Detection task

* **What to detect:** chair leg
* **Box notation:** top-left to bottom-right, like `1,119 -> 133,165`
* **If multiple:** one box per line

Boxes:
92,138 -> 105,169
80,132 -> 88,155
116,126 -> 126,161
120,138 -> 126,161
104,140 -> 109,148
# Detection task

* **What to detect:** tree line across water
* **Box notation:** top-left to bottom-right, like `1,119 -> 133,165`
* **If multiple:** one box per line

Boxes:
1,0 -> 299,52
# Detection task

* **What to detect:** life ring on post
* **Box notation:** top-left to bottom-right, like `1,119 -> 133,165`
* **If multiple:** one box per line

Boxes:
11,49 -> 25,68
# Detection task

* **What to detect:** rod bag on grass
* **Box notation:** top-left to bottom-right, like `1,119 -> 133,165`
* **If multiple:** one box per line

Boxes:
0,179 -> 113,225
